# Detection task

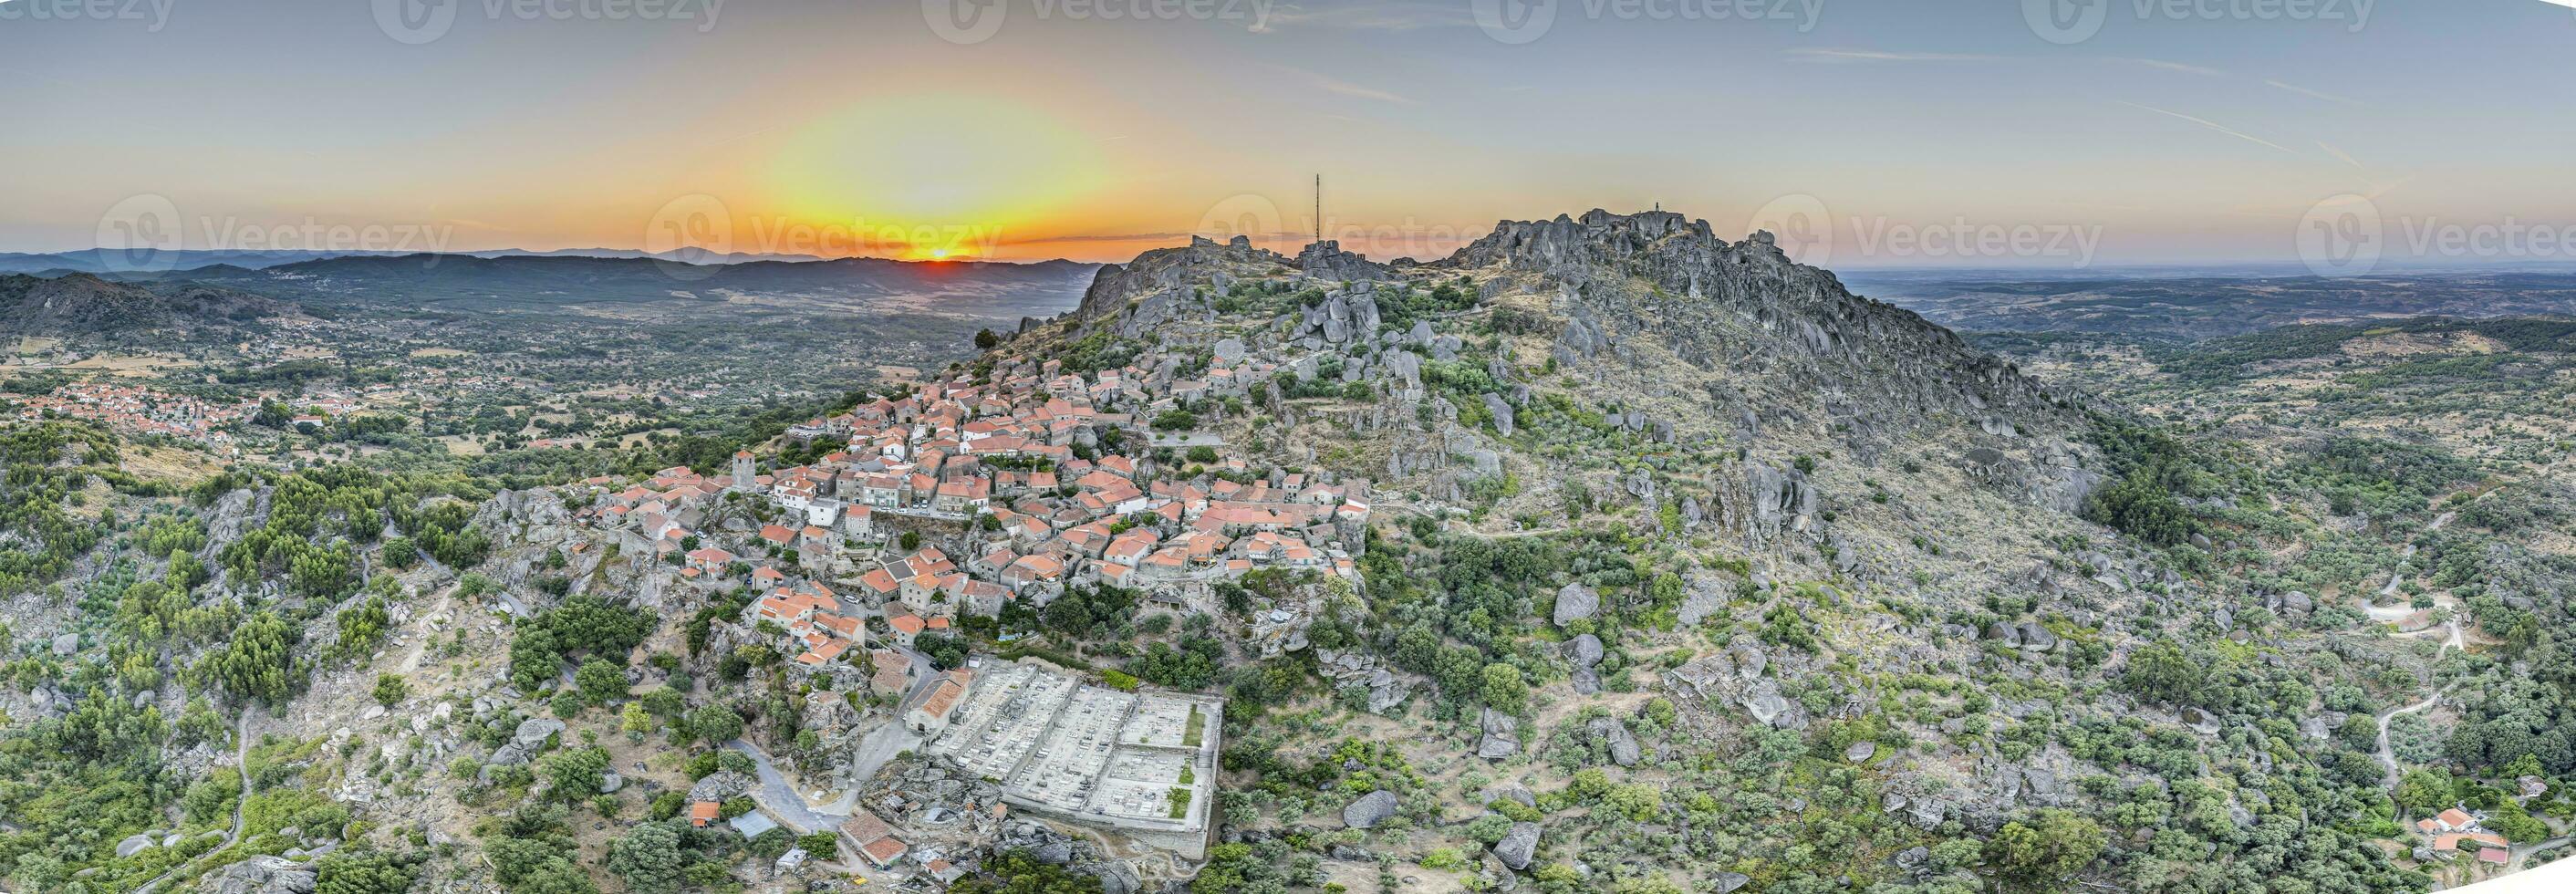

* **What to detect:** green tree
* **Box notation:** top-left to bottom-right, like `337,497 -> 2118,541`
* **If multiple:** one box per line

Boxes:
796,830 -> 840,858
12,855 -> 67,894
541,746 -> 611,799
620,702 -> 653,741
576,657 -> 628,705
1985,809 -> 2105,887
687,704 -> 744,747
1479,663 -> 1529,714
605,821 -> 686,894
2116,639 -> 2209,706
950,847 -> 1109,892
315,849 -> 422,894
196,609 -> 298,703
371,673 -> 409,706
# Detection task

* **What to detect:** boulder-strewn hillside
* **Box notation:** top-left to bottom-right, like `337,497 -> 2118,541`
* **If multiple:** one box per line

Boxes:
993,209 -> 2474,893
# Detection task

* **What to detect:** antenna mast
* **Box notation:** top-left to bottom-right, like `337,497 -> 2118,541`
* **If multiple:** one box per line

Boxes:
1314,174 -> 1323,245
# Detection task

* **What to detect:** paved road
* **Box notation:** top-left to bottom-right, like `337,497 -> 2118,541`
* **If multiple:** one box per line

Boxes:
847,722 -> 924,795
137,709 -> 254,894
725,739 -> 852,834
2514,836 -> 2575,871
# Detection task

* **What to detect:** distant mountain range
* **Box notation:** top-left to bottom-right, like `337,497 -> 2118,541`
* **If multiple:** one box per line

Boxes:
1844,268 -> 2576,340
173,253 -> 1096,316
1,252 -> 1103,327
0,247 -> 1069,275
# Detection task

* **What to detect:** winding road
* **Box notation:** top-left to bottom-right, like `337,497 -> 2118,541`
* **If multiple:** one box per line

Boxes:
2374,668 -> 2459,789
2370,512 -> 2467,789
136,708 -> 254,894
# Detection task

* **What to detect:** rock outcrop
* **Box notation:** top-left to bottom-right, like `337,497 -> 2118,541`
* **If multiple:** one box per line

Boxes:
1491,822 -> 1542,870
1342,789 -> 1400,828
206,856 -> 317,894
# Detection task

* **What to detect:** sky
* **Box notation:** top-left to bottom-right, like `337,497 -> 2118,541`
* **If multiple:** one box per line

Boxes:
3,0 -> 2572,267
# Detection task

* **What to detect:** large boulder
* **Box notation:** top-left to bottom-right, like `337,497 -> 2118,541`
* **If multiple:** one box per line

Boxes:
488,717 -> 566,766
1078,860 -> 1143,894
1342,790 -> 1400,828
1589,717 -> 1642,767
207,856 -> 317,894
1552,583 -> 1599,628
1478,709 -> 1522,759
1491,822 -> 1542,870
1565,634 -> 1604,668
1481,393 -> 1516,436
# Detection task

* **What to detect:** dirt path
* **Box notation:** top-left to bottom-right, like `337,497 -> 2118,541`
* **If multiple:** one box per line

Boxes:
398,580 -> 463,674
2370,501 -> 2468,790
137,708 -> 255,894
2375,615 -> 2466,788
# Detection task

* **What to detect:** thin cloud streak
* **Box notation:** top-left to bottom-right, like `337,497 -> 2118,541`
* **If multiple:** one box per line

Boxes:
2117,101 -> 2298,155
2266,79 -> 2363,107
1266,65 -> 1415,104
2121,57 -> 2228,77
1251,2 -> 1473,33
1786,48 -> 2002,64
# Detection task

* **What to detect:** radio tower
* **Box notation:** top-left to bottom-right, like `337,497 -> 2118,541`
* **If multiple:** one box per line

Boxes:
1314,174 -> 1323,245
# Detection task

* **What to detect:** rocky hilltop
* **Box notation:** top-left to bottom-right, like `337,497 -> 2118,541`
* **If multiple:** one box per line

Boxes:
1056,209 -> 2102,520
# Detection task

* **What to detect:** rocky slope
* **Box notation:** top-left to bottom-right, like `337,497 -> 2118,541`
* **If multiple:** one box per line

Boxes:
1002,209 -> 2439,893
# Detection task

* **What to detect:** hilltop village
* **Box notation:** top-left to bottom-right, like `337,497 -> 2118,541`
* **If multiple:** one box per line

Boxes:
562,316 -> 1376,880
